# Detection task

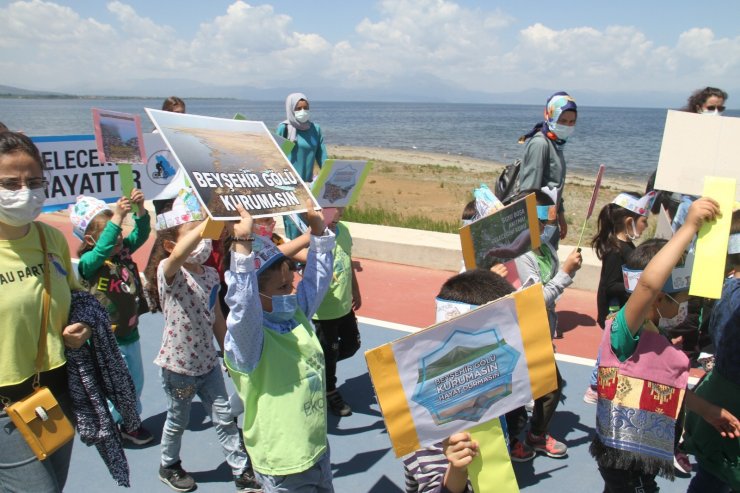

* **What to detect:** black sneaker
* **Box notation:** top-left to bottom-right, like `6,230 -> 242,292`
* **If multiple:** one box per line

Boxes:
120,425 -> 154,445
234,466 -> 262,493
327,391 -> 352,417
159,461 -> 196,492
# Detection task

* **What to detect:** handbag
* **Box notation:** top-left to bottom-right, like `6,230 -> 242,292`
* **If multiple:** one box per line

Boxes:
2,223 -> 75,460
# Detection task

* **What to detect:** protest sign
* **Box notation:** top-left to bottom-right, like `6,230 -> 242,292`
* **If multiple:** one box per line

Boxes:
655,110 -> 740,200
690,177 -> 736,298
32,133 -> 176,212
459,193 -> 539,271
311,159 -> 372,207
147,109 -> 316,220
365,283 -> 556,457
91,109 -> 146,164
234,112 -> 295,157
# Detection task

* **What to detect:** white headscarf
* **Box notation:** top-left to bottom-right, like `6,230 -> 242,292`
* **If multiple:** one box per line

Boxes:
281,92 -> 310,142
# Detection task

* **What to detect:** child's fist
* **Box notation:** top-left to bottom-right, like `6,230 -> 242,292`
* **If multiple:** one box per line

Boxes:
490,263 -> 509,278
443,432 -> 479,469
563,248 -> 583,277
114,196 -> 132,217
306,201 -> 326,236
685,197 -> 720,232
228,205 -> 253,240
130,188 -> 145,209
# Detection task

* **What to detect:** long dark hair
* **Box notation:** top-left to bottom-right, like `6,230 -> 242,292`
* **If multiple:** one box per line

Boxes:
143,225 -> 181,313
590,193 -> 642,260
682,87 -> 728,113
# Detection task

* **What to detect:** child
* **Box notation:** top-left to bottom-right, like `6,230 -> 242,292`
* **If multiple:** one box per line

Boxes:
143,189 -> 259,493
590,197 -> 740,492
583,191 -> 653,404
223,204 -> 336,492
510,190 -> 582,460
404,269 -> 515,492
311,207 -> 362,416
683,209 -> 740,492
70,191 -> 153,445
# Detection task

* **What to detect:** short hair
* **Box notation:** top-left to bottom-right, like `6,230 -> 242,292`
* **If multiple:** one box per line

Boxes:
462,200 -> 476,221
0,131 -> 43,172
437,269 -> 515,306
625,239 -> 668,270
162,96 -> 186,112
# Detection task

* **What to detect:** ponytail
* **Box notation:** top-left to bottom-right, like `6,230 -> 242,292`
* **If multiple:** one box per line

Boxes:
590,198 -> 641,260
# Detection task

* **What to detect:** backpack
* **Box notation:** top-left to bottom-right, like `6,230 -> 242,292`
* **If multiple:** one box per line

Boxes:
494,158 -> 521,204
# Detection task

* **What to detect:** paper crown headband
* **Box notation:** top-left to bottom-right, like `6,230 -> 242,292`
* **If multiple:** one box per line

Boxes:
253,236 -> 286,275
435,297 -> 478,324
155,188 -> 205,231
69,195 -> 111,240
622,251 -> 693,294
612,191 -> 657,217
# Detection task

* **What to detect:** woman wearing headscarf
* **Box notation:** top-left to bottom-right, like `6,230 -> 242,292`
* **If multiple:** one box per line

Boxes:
277,93 -> 328,240
517,92 -> 578,250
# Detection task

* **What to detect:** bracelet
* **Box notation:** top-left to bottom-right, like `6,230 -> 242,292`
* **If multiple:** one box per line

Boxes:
229,235 -> 254,242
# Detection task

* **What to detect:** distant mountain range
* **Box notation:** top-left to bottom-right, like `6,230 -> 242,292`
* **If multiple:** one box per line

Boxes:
2,81 -> 736,109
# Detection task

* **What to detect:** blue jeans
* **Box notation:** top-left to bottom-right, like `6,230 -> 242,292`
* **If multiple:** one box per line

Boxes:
160,366 -> 248,475
590,346 -> 603,388
0,392 -> 74,493
687,464 -> 731,493
255,451 -> 334,493
108,339 -> 144,424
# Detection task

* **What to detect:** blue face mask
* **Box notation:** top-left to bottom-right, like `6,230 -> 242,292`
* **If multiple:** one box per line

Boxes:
261,293 -> 298,323
541,224 -> 558,245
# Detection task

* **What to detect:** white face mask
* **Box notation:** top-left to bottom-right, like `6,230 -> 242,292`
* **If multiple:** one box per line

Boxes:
627,219 -> 642,241
294,109 -> 310,123
186,239 -> 212,265
700,109 -> 720,116
548,122 -> 575,140
0,188 -> 46,227
657,297 -> 688,330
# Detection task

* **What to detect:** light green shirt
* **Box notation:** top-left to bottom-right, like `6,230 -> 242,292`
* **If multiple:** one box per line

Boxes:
314,222 -> 353,320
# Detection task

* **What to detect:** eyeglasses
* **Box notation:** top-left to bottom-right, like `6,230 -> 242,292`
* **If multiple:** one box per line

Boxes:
705,105 -> 726,112
0,178 -> 49,191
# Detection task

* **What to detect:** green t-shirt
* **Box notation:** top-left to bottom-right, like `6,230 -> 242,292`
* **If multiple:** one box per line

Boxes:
609,305 -> 662,362
314,222 -> 353,320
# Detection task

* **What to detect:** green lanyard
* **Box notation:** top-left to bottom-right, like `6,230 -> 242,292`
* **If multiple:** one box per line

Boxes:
535,247 -> 555,284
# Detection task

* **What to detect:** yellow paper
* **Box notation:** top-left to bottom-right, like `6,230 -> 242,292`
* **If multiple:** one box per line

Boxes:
515,283 -> 558,399
201,217 -> 225,240
690,177 -> 737,299
468,419 -> 519,493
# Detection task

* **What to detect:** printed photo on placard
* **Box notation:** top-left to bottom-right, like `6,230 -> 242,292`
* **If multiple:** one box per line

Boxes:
311,159 -> 372,208
91,109 -> 146,165
459,193 -> 540,270
146,109 -> 317,220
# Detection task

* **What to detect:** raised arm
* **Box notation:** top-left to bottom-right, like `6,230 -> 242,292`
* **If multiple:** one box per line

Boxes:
296,206 -> 335,318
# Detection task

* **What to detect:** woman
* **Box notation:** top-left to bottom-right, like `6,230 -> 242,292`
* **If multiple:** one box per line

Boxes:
517,91 -> 577,250
683,86 -> 728,115
0,132 -> 91,492
277,92 -> 327,239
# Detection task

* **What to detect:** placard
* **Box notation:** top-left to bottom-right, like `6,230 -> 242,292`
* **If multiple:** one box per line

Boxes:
311,159 -> 372,207
460,193 -> 540,270
146,109 -> 317,220
365,283 -> 556,457
91,109 -> 146,164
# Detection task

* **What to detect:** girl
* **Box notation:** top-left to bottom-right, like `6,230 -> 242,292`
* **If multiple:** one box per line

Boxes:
70,191 -> 152,444
516,92 -> 577,250
143,189 -> 258,493
223,203 -> 336,492
583,191 -> 652,404
276,93 -> 327,240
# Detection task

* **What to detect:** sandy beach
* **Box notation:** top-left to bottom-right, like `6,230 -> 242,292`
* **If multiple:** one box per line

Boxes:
328,144 -> 648,242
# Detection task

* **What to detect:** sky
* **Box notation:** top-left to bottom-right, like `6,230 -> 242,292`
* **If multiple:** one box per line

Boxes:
1,0 -> 739,105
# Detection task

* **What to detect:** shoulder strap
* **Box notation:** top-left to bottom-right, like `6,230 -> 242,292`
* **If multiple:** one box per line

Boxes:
34,222 -> 52,387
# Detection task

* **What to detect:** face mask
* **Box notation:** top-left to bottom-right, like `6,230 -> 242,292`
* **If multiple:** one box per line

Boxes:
700,109 -> 720,116
186,238 -> 212,264
294,109 -> 310,123
261,293 -> 298,323
626,219 -> 642,241
657,297 -> 688,330
541,224 -> 558,245
0,188 -> 46,227
254,222 -> 274,238
549,122 -> 575,140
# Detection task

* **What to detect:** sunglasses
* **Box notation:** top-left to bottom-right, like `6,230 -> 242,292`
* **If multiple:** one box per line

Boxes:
705,105 -> 726,112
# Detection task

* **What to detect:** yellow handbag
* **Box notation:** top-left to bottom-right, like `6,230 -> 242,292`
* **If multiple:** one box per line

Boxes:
2,224 -> 75,460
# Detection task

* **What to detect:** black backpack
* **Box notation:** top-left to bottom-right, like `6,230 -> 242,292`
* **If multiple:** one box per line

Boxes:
494,158 -> 521,204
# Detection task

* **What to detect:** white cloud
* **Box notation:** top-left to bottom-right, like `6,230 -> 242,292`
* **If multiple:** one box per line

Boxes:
0,0 -> 738,97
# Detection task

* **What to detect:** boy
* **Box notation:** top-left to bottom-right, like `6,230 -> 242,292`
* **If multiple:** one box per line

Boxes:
509,191 -> 582,460
223,204 -> 336,492
591,197 -> 740,492
311,207 -> 362,416
404,269 -> 517,493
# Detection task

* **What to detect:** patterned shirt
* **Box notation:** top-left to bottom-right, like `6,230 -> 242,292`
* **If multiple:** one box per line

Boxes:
403,443 -> 473,493
155,260 -> 220,376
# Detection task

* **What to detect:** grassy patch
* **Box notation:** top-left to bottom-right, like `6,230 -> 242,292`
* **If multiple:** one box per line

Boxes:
343,205 -> 459,233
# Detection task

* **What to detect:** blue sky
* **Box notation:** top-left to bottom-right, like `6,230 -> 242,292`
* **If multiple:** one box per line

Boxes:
1,0 -> 738,105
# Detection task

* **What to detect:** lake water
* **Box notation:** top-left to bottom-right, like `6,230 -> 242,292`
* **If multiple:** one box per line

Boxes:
2,98 -> 738,182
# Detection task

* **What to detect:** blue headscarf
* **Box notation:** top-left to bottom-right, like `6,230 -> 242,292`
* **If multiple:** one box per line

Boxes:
518,91 -> 577,148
